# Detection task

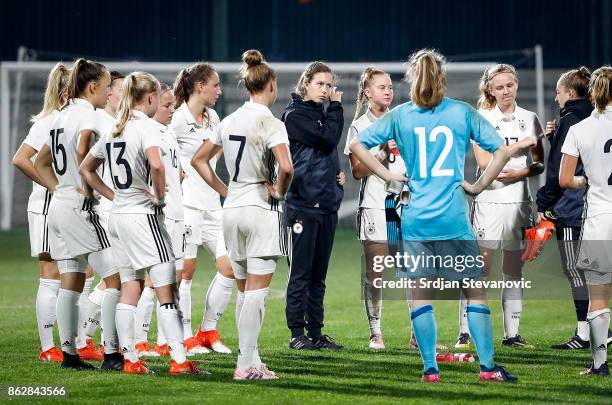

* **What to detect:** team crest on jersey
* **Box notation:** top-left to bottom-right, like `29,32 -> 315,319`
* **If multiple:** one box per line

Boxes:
518,120 -> 527,131
292,221 -> 303,234
476,228 -> 486,239
366,222 -> 376,236
184,225 -> 192,238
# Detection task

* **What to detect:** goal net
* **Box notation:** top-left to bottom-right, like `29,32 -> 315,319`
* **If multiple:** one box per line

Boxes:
0,49 -> 544,229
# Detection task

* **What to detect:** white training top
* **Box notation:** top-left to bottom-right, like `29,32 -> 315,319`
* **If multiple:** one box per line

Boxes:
47,98 -> 110,207
155,121 -> 183,220
90,110 -> 164,214
561,105 -> 612,219
475,104 -> 542,203
171,102 -> 221,211
343,109 -> 406,209
22,110 -> 58,214
210,101 -> 289,211
96,109 -> 117,213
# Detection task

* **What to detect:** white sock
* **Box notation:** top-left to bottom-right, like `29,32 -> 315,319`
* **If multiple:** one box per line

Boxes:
459,292 -> 469,334
237,288 -> 268,372
501,274 -> 522,338
235,290 -> 245,331
587,309 -> 610,368
135,287 -> 156,343
201,273 -> 234,332
102,288 -> 120,354
77,277 -> 94,347
156,301 -> 166,345
76,287 -> 104,349
364,279 -> 382,336
577,320 -> 590,341
116,303 -> 138,363
158,302 -> 186,363
57,289 -> 81,355
36,278 -> 60,351
179,279 -> 192,338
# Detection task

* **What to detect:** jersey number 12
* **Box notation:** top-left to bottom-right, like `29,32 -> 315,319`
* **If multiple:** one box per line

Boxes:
414,126 -> 454,178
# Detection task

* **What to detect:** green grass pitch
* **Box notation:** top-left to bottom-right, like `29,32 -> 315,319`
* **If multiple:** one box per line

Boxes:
0,228 -> 610,404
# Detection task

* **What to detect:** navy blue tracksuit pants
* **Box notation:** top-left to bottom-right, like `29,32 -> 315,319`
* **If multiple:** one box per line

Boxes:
285,206 -> 338,338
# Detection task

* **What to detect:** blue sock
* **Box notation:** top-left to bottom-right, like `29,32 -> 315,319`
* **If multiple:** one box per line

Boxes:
411,304 -> 438,373
466,304 -> 496,370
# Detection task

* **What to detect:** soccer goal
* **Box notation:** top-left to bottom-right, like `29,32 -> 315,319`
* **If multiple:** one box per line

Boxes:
0,46 -> 544,229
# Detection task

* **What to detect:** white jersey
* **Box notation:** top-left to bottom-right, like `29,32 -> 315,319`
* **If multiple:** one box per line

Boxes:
561,105 -> 612,219
90,110 -> 164,214
96,109 -> 117,213
156,121 -> 183,220
23,111 -> 58,214
210,102 -> 289,211
344,109 -> 406,209
47,98 -> 110,206
171,102 -> 221,211
475,104 -> 542,203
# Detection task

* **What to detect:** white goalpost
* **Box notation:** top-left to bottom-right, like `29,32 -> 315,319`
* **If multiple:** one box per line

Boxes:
0,47 -> 545,230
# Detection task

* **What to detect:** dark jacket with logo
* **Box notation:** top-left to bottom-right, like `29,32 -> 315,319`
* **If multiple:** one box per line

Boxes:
536,99 -> 593,227
281,93 -> 344,215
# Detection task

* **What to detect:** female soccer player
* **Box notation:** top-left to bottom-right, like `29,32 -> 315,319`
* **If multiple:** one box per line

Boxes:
77,70 -> 125,362
192,49 -> 293,380
536,67 -> 596,350
350,49 -> 518,383
283,61 -> 345,350
12,63 -> 69,363
456,64 -> 543,350
344,67 -> 400,349
80,72 -> 200,375
560,66 -> 612,376
171,63 -> 233,354
133,84 -> 187,357
33,58 -> 122,370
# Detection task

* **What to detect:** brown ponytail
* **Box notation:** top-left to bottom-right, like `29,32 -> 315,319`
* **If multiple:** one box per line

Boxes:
240,49 -> 276,94
67,58 -> 107,100
559,66 -> 591,99
172,62 -> 217,108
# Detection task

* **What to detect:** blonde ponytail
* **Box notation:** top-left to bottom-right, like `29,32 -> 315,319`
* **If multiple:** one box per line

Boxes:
354,66 -> 386,121
31,63 -> 70,122
589,66 -> 612,113
113,72 -> 160,137
407,49 -> 446,109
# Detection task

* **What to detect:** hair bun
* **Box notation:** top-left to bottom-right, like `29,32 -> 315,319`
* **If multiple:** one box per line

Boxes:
242,50 -> 263,67
578,66 -> 591,77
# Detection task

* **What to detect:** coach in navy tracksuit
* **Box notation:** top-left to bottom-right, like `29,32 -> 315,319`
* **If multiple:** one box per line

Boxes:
536,67 -> 593,349
282,63 -> 345,350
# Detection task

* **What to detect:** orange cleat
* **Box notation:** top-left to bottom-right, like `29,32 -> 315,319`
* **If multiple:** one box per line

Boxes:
136,341 -> 159,357
196,329 -> 232,354
38,347 -> 63,362
124,359 -> 153,374
154,344 -> 170,357
169,360 -> 203,375
521,220 -> 555,262
77,338 -> 104,361
183,336 -> 202,352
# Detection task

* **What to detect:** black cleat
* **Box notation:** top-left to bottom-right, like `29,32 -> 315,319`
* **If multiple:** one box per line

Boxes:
60,352 -> 96,370
551,335 -> 590,350
101,352 -> 124,371
580,361 -> 609,377
501,334 -> 534,349
311,334 -> 343,350
289,335 -> 318,350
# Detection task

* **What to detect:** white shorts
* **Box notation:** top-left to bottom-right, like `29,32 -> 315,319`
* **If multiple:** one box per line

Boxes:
109,213 -> 174,282
184,207 -> 227,259
165,217 -> 185,270
472,202 -> 533,251
47,199 -> 111,261
28,212 -> 50,257
357,208 -> 387,241
223,206 -> 286,263
577,214 -> 612,281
